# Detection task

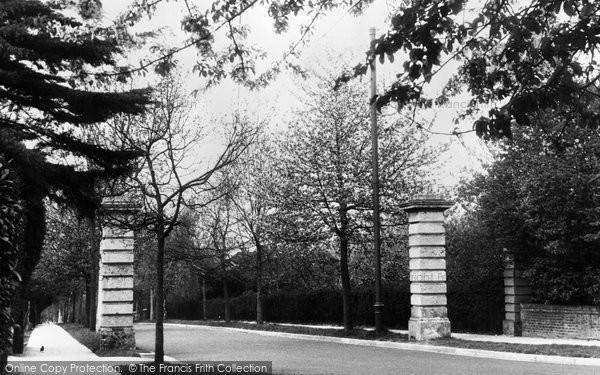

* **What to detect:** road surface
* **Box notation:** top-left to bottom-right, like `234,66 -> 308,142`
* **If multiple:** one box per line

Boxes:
134,323 -> 600,375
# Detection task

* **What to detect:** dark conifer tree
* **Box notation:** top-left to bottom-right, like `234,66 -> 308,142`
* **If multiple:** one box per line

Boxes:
0,0 -> 150,358
1,0 -> 149,214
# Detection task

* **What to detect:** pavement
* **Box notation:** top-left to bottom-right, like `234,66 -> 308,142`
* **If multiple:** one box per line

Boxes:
6,323 -> 174,363
8,323 -> 99,361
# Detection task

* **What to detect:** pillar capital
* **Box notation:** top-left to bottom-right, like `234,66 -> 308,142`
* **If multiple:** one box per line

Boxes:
101,196 -> 140,215
400,195 -> 453,213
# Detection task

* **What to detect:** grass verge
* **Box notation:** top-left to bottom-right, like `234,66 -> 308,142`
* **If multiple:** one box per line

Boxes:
167,319 -> 408,340
164,319 -> 600,358
60,323 -> 142,357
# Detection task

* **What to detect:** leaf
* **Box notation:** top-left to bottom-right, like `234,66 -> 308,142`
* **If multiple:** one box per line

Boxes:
563,1 -> 575,16
581,3 -> 594,17
570,61 -> 583,76
523,17 -> 541,34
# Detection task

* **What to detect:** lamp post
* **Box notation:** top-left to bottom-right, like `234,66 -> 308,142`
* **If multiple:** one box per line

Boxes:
370,27 -> 384,333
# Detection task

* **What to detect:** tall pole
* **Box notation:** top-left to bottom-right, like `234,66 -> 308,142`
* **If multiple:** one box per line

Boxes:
370,27 -> 384,333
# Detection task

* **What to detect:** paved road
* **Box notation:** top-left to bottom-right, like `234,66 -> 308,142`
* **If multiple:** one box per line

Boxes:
134,323 -> 600,375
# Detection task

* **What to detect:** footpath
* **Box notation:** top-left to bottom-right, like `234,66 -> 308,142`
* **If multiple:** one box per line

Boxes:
8,324 -> 98,361
6,323 -> 171,363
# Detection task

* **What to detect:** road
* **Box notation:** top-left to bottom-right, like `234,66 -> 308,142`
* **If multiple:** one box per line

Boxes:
134,323 -> 600,375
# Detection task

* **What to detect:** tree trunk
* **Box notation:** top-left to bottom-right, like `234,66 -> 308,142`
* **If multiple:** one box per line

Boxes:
64,299 -> 69,323
256,241 -> 263,325
71,292 -> 77,323
89,264 -> 97,330
85,275 -> 91,327
88,216 -> 99,331
30,303 -> 38,326
1,352 -> 7,375
202,277 -> 207,320
340,236 -> 353,331
155,232 -> 166,363
23,301 -> 30,331
223,278 -> 230,323
58,302 -> 63,323
150,288 -> 154,321
79,291 -> 84,324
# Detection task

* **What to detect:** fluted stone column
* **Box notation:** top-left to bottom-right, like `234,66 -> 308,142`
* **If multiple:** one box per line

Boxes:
402,195 -> 452,340
502,249 -> 532,336
96,198 -> 136,349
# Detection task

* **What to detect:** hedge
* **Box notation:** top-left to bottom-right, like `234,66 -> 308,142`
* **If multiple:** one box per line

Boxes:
0,157 -> 22,362
167,278 -> 503,333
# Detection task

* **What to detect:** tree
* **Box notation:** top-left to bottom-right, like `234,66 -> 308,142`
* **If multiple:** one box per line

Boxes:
144,236 -> 196,319
0,157 -> 22,367
133,213 -> 205,322
229,134 -> 281,324
1,0 -> 150,214
107,0 -> 367,87
278,76 -> 435,330
445,206 -> 505,333
0,0 -> 150,359
115,1 -> 600,142
29,205 -> 100,326
338,1 -> 600,140
462,110 -> 600,305
196,189 -> 241,323
107,74 -> 254,362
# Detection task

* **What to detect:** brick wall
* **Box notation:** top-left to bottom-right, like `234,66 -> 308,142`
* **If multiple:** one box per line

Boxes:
521,303 -> 600,339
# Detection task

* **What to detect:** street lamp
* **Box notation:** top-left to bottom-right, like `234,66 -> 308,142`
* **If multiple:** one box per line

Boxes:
370,27 -> 384,333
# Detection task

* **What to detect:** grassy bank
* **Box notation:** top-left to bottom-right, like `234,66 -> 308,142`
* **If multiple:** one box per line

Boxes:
60,323 -> 141,357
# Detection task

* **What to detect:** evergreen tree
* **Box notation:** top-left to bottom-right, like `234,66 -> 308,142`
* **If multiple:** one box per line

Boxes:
0,156 -> 22,367
0,0 -> 150,357
1,0 -> 150,215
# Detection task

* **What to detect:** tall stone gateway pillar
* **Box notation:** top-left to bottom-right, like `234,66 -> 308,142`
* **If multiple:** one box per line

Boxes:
96,198 -> 136,349
502,249 -> 532,336
402,195 -> 453,340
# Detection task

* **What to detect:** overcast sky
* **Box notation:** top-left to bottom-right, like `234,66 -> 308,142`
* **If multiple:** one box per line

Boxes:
100,0 -> 492,189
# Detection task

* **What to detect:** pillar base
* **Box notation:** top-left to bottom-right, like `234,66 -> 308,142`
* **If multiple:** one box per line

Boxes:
408,317 -> 451,340
99,327 -> 135,350
503,320 -> 522,336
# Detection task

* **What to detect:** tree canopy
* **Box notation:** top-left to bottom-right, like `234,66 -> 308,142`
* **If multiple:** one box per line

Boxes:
461,111 -> 600,305
1,0 -> 150,214
339,0 -> 600,139
277,76 -> 435,330
117,1 -> 600,140
0,0 -> 150,357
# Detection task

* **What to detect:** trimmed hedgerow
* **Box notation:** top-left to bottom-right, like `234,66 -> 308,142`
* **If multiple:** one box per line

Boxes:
0,157 -> 23,360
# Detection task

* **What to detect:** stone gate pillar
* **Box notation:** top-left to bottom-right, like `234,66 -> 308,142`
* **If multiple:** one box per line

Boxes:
402,195 -> 452,340
96,198 -> 136,349
502,248 -> 532,336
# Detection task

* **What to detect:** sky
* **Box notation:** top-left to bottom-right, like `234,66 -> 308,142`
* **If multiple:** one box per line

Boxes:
99,0 -> 492,190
